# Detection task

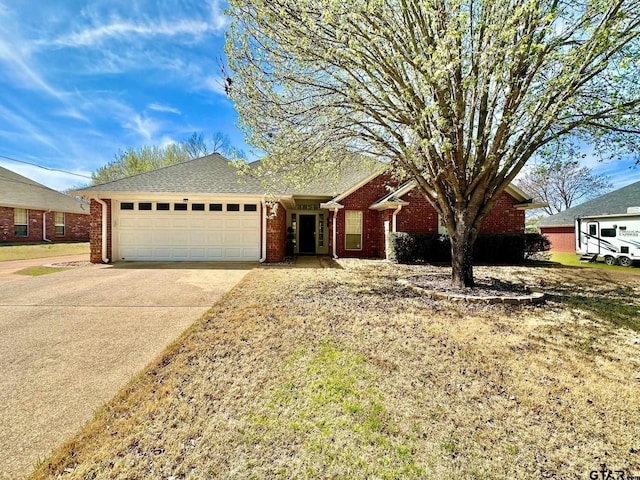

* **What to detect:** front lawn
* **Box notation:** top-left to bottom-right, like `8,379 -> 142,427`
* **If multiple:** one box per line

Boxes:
0,242 -> 89,261
32,261 -> 640,479
550,252 -> 640,273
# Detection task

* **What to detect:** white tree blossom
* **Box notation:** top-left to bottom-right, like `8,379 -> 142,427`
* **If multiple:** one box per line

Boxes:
226,0 -> 640,286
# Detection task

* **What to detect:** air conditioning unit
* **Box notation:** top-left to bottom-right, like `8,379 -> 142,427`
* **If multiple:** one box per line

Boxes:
627,206 -> 640,214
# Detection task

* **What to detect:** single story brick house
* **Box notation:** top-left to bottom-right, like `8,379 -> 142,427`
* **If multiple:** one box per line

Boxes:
539,180 -> 640,252
73,154 -> 540,264
0,166 -> 90,243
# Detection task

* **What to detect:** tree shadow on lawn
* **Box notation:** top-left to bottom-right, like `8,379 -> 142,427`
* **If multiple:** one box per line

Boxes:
545,282 -> 640,333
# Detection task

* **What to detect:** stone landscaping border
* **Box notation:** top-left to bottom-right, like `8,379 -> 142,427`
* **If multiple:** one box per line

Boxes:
398,279 -> 546,305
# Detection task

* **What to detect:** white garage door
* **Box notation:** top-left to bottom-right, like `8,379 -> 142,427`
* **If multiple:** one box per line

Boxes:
115,201 -> 260,261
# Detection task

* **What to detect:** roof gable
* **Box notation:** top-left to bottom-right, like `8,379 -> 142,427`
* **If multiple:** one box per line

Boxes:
0,166 -> 89,214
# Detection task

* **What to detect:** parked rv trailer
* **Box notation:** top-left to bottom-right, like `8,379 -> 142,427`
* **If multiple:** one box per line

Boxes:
575,213 -> 640,266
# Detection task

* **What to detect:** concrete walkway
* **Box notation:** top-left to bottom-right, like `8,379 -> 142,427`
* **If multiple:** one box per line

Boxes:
0,254 -> 89,281
0,260 -> 254,479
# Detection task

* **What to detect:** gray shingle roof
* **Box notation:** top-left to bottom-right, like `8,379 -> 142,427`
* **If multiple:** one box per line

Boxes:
539,180 -> 640,227
74,153 -> 384,198
268,158 -> 385,197
75,154 -> 266,195
0,166 -> 89,214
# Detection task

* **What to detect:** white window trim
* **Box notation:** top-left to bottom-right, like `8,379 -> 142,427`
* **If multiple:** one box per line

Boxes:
345,210 -> 363,251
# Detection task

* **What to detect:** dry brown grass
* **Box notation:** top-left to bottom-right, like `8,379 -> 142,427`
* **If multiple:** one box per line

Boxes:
31,260 -> 640,479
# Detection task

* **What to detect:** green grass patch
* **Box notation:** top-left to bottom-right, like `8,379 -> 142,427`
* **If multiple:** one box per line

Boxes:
550,252 -> 640,273
245,341 -> 425,478
0,242 -> 89,262
15,266 -> 69,276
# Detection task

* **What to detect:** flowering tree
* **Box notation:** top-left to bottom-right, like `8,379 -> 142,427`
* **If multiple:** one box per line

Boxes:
225,0 -> 640,287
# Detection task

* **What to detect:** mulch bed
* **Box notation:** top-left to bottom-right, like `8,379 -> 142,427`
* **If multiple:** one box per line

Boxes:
409,273 -> 528,297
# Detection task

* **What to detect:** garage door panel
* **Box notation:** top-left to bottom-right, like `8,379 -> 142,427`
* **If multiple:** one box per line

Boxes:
207,232 -> 224,244
189,231 -> 207,243
153,217 -> 173,228
117,206 -> 259,261
224,231 -> 244,244
171,217 -> 189,229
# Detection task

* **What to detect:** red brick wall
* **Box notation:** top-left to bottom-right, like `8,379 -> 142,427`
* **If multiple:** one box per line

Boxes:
336,173 -> 395,258
397,190 -> 439,233
266,202 -> 287,262
0,206 -> 89,243
540,226 -> 575,253
89,199 -> 112,263
333,178 -> 526,259
479,192 -> 525,234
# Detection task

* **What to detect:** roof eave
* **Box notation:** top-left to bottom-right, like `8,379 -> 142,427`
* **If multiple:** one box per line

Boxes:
515,201 -> 548,211
369,200 -> 410,211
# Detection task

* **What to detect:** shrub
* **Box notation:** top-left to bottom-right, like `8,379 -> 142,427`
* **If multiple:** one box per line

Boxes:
524,232 -> 551,260
388,232 -> 525,264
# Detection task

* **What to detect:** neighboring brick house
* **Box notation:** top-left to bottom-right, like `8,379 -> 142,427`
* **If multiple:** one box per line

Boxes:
539,180 -> 640,253
0,166 -> 90,243
73,154 -> 539,264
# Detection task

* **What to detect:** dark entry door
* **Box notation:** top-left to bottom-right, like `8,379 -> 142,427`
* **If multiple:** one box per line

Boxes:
299,215 -> 316,254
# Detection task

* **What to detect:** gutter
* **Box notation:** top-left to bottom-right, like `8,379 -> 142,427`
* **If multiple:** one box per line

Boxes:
259,198 -> 267,263
391,205 -> 402,233
95,198 -> 110,263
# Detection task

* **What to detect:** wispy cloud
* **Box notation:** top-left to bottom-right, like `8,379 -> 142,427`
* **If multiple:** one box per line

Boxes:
149,103 -> 181,115
0,0 -> 248,191
0,37 -> 65,99
50,19 -> 214,48
45,1 -> 228,49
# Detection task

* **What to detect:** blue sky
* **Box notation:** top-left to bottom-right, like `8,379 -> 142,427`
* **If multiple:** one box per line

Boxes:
0,0 -> 247,191
0,0 -> 639,195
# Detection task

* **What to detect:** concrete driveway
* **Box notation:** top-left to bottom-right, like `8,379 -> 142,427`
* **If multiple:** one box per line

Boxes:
0,257 -> 254,479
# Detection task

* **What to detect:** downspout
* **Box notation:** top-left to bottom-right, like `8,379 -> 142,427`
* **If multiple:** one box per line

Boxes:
259,198 -> 267,263
332,208 -> 339,259
95,198 -> 110,263
42,210 -> 52,243
392,205 -> 402,233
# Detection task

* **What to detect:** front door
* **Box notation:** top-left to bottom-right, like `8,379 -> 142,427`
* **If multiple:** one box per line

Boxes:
299,214 -> 316,254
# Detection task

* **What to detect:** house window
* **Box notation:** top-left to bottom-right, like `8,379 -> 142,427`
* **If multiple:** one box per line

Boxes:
138,202 -> 152,211
14,208 -> 28,236
156,203 -> 170,211
345,211 -> 363,250
209,203 -> 223,211
54,212 -> 65,236
174,203 -> 188,211
244,204 -> 257,212
227,203 -> 240,212
120,202 -> 134,210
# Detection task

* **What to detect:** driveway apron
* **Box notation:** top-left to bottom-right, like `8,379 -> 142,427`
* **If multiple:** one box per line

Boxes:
0,260 -> 253,479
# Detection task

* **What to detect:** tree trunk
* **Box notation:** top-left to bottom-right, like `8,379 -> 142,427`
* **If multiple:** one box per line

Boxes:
450,221 -> 477,289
